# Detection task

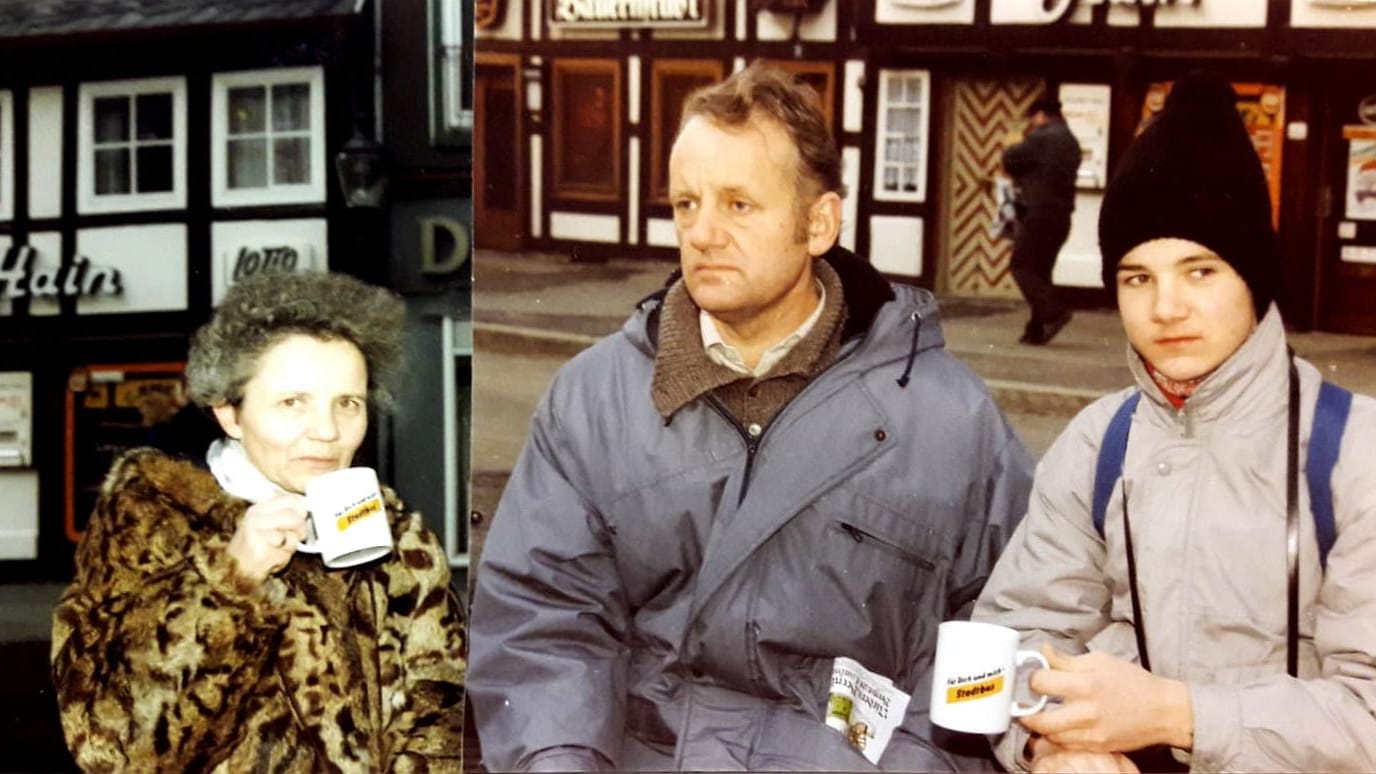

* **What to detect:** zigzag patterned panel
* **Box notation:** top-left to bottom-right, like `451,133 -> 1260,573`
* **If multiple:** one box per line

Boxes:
945,78 -> 1044,297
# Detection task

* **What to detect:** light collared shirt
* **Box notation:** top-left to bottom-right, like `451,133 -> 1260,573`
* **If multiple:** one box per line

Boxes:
700,280 -> 826,378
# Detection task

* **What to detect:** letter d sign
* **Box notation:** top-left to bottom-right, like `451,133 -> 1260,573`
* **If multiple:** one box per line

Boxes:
419,216 -> 470,275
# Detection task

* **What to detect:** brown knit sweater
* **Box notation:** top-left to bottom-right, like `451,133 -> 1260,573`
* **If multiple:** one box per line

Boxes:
650,259 -> 848,430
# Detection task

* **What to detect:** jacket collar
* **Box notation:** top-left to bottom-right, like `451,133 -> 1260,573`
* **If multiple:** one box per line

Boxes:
1128,302 -> 1290,428
649,259 -> 848,418
636,244 -> 896,353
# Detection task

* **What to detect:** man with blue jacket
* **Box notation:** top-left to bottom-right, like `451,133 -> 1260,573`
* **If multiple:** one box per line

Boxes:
468,63 -> 1034,772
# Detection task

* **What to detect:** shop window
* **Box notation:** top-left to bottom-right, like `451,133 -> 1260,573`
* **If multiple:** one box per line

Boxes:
650,60 -> 724,203
873,70 -> 930,203
0,90 -> 11,221
77,77 -> 186,214
211,67 -> 326,208
433,0 -> 473,145
552,59 -> 622,201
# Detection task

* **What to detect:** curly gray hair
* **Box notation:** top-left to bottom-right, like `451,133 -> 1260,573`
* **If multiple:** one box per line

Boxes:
185,271 -> 406,411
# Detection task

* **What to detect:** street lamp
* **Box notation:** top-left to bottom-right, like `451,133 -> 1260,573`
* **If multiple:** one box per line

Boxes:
334,127 -> 390,208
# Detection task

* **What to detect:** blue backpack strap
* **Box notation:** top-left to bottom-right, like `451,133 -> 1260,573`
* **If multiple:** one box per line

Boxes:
1092,392 -> 1142,538
1307,381 -> 1353,571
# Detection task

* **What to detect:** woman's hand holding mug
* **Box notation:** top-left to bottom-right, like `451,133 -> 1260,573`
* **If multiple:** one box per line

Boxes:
227,493 -> 310,585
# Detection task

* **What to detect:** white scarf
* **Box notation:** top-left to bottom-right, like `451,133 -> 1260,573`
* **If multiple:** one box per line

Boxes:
206,438 -> 289,504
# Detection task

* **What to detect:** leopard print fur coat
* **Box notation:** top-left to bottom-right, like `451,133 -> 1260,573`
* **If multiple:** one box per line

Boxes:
51,449 -> 467,772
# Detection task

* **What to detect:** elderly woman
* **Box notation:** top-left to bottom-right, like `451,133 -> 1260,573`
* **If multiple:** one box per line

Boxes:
51,271 -> 466,772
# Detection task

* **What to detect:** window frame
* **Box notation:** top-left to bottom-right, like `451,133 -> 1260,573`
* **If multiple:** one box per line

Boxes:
872,69 -> 931,204
77,77 -> 187,214
210,66 -> 327,208
649,59 -> 724,204
551,58 -> 623,202
430,0 -> 474,146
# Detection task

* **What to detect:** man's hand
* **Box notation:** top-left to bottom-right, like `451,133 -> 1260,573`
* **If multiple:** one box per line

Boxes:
226,494 -> 310,586
1030,736 -> 1140,773
1019,644 -> 1193,754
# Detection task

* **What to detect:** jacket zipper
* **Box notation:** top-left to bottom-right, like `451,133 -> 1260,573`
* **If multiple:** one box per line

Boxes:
833,521 -> 936,571
698,306 -> 917,504
706,396 -> 763,505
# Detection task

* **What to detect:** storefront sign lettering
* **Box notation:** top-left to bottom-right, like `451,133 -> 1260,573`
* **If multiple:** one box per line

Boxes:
551,0 -> 706,27
420,216 -> 471,276
0,246 -> 121,300
232,245 -> 301,282
1042,0 -> 1200,23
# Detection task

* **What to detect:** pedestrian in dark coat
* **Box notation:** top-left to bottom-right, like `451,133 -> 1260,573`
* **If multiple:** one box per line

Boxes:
1002,97 -> 1082,345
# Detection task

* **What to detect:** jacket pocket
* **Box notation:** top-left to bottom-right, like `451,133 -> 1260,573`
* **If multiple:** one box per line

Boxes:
830,520 -> 937,572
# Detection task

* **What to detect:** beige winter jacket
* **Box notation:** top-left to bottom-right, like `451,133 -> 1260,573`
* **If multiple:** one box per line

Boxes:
974,306 -> 1376,772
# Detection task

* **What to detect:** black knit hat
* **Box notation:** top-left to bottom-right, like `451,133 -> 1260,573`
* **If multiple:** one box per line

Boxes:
1099,71 -> 1277,317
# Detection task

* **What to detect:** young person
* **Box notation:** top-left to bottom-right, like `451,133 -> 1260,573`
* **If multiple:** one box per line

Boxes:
973,71 -> 1376,773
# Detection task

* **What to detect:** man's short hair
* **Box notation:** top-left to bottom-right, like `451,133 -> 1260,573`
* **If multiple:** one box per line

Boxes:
679,62 -> 845,199
1027,97 -> 1063,118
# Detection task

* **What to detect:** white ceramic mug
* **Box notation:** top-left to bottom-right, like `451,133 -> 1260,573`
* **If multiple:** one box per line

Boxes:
928,621 -> 1049,734
299,467 -> 393,568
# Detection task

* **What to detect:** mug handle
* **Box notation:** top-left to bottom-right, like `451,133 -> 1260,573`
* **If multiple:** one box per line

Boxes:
1009,650 -> 1050,717
295,514 -> 322,554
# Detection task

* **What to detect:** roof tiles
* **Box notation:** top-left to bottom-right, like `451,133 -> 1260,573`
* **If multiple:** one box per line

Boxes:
0,0 -> 359,38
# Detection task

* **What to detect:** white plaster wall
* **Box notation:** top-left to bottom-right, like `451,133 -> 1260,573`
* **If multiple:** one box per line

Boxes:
757,0 -> 837,41
531,135 -> 544,238
26,232 -> 61,317
628,136 -> 642,245
0,470 -> 38,560
1148,0 -> 1266,27
869,215 -> 923,277
550,211 -> 621,242
843,61 -> 865,134
990,0 -> 1094,24
876,0 -> 975,26
647,217 -> 678,247
1052,192 -> 1106,288
476,0 -> 525,40
210,218 -> 328,305
75,224 -> 188,314
841,146 -> 860,252
28,87 -> 63,220
1291,0 -> 1376,27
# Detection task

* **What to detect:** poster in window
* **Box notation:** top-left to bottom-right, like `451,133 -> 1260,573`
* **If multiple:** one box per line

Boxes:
1343,125 -> 1376,221
1058,83 -> 1110,190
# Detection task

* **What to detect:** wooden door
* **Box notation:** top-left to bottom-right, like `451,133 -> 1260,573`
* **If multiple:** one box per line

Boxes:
944,77 -> 1043,296
1317,79 -> 1376,334
475,56 -> 522,251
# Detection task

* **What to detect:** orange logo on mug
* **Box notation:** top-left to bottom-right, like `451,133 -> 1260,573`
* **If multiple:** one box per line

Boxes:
336,497 -> 383,532
945,675 -> 1005,704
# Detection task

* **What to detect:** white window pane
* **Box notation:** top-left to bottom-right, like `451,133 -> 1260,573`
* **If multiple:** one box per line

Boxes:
887,76 -> 901,102
228,138 -> 267,188
883,165 -> 897,191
